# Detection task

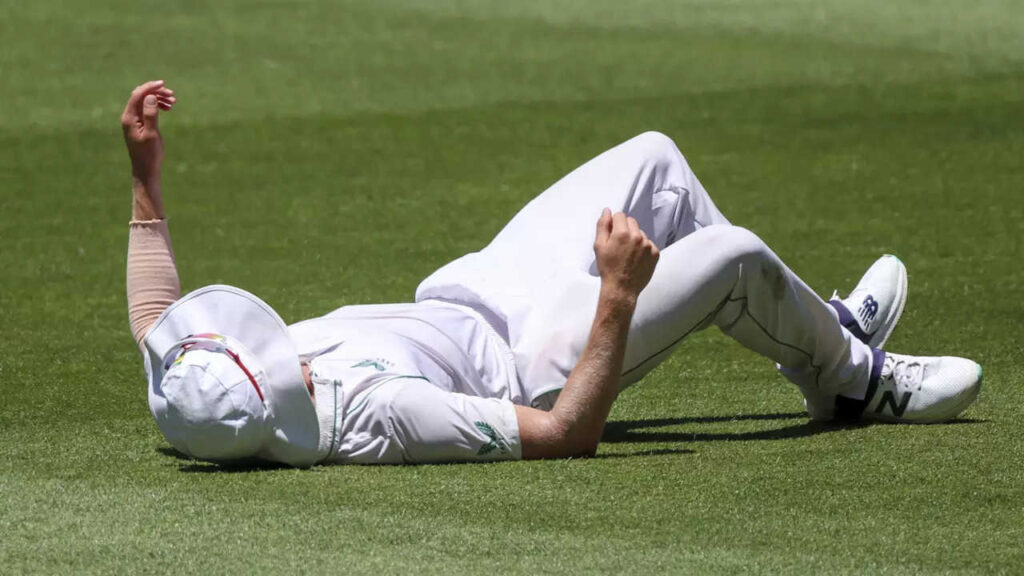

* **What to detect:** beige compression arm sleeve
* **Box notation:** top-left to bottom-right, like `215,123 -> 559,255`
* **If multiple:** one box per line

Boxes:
127,219 -> 181,346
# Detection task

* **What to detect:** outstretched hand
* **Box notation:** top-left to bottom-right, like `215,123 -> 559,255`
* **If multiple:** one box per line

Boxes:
593,208 -> 660,299
121,80 -> 175,183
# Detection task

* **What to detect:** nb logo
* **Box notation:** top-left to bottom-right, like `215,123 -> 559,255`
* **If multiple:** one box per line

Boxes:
859,295 -> 879,324
875,390 -> 912,417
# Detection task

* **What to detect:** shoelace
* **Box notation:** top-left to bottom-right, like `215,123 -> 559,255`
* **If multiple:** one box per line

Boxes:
881,355 -> 924,391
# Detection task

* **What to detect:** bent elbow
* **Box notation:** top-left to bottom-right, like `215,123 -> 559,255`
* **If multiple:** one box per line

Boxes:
566,436 -> 599,458
519,408 -> 602,459
557,422 -> 601,458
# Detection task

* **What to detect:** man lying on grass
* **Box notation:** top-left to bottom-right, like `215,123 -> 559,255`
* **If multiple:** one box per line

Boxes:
123,80 -> 982,466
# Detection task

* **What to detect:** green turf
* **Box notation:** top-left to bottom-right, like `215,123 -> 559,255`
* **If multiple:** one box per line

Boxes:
1,1 -> 1022,574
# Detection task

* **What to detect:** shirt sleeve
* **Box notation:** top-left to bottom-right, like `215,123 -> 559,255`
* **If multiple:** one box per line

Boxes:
339,374 -> 522,464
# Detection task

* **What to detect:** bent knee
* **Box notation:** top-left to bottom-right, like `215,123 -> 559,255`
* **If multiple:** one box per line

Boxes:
634,130 -> 677,150
624,131 -> 684,164
697,225 -> 771,263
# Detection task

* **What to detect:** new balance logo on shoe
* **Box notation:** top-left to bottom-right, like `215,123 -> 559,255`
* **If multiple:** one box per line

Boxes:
875,390 -> 912,417
859,295 -> 879,324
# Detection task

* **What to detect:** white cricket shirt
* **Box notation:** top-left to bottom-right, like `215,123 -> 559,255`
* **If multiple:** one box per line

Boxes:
288,300 -> 524,464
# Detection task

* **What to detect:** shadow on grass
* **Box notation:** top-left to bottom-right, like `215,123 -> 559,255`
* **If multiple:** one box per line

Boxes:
945,418 -> 988,425
602,412 -> 989,445
602,411 -> 863,444
157,447 -> 292,473
158,414 -> 989,471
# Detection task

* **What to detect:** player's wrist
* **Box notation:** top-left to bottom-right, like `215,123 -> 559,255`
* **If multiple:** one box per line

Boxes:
598,283 -> 638,310
131,176 -> 165,220
131,164 -> 161,186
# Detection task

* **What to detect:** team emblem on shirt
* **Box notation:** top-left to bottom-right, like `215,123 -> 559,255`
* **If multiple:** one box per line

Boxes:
475,421 -> 510,456
350,359 -> 390,371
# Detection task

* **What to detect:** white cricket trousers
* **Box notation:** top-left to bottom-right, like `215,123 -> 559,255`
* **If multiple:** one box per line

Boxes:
417,132 -> 873,416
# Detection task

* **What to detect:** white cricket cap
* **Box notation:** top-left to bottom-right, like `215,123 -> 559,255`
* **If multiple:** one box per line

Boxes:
159,335 -> 270,460
143,285 -> 322,467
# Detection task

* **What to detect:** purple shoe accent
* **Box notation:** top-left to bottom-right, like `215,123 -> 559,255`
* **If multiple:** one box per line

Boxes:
832,348 -> 886,421
830,299 -> 872,345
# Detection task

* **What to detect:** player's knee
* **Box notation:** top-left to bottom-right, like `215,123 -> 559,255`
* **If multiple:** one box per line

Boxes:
704,225 -> 771,264
635,130 -> 676,149
631,131 -> 681,161
619,131 -> 684,169
729,226 -> 771,261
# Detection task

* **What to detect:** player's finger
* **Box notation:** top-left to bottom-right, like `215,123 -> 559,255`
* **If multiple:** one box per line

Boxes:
611,212 -> 628,236
142,94 -> 160,133
646,239 -> 660,258
595,208 -> 612,243
122,80 -> 165,128
124,80 -> 164,112
626,216 -> 641,239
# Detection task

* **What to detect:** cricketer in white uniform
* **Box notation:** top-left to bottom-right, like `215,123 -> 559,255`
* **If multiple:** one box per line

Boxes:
123,81 -> 983,467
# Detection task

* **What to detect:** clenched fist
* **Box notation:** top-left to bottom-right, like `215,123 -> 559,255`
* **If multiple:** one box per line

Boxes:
593,208 -> 660,299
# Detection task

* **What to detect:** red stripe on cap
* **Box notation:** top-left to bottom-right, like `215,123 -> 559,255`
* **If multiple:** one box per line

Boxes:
222,347 -> 265,403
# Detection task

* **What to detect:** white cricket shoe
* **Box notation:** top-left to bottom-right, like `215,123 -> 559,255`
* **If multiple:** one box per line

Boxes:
830,254 -> 908,348
861,353 -> 982,423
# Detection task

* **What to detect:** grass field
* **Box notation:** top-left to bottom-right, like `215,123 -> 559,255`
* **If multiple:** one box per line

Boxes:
2,1 -> 1023,574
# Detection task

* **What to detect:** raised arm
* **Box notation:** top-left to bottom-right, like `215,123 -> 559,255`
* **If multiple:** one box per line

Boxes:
515,210 -> 660,459
123,80 -> 181,346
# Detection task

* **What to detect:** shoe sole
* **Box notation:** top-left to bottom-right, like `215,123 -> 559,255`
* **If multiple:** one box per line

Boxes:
868,255 -> 908,349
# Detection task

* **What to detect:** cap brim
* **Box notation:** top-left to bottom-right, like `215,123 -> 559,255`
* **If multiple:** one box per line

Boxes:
145,285 -> 320,467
